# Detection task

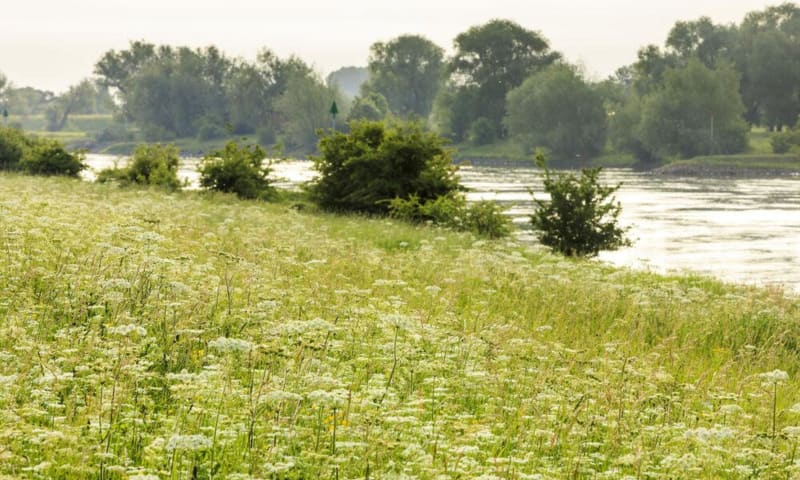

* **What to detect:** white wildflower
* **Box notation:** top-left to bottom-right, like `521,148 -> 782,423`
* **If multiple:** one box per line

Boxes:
424,285 -> 441,295
166,434 -> 213,452
759,369 -> 789,386
107,324 -> 146,337
208,336 -> 253,353
263,459 -> 295,474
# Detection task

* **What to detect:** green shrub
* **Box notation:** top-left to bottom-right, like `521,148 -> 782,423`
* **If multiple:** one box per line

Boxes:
468,117 -> 497,146
310,120 -> 460,213
198,140 -> 275,200
1,126 -> 85,176
389,193 -> 512,238
128,144 -> 182,189
771,130 -> 800,154
94,123 -> 134,143
257,126 -> 277,146
530,152 -> 630,257
97,144 -> 181,190
196,119 -> 227,141
19,140 -> 86,177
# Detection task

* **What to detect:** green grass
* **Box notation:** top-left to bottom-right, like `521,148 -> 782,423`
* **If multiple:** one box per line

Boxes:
453,139 -> 531,163
747,128 -> 774,154
1,173 -> 800,478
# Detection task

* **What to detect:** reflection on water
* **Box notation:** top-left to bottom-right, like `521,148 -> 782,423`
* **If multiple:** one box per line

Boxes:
83,155 -> 800,291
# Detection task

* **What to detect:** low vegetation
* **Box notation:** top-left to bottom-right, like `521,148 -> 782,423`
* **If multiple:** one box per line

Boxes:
1,174 -> 799,478
97,144 -> 182,190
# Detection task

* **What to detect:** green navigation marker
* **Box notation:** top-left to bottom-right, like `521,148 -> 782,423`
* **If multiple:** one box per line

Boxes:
330,101 -> 339,130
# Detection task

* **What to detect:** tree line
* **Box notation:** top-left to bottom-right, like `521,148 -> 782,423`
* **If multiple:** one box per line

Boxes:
1,2 -> 799,160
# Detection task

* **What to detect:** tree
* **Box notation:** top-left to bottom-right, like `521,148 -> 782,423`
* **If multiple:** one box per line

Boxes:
441,19 -> 559,140
347,92 -> 390,122
326,66 -> 369,99
639,59 -> 748,158
45,79 -> 99,131
275,70 -> 345,150
309,121 -> 459,214
362,35 -> 444,118
666,17 -> 738,68
506,64 -> 608,162
531,153 -> 630,257
738,4 -> 800,128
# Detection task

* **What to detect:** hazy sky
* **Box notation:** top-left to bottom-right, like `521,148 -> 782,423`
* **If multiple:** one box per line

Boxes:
0,0 -> 781,93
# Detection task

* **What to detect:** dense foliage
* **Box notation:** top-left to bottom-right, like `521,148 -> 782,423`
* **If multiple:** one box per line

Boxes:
531,153 -> 630,257
198,140 -> 275,199
94,43 -> 343,148
0,126 -> 85,176
310,121 -> 459,213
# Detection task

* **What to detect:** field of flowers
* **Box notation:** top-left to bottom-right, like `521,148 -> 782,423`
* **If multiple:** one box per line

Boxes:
1,174 -> 800,479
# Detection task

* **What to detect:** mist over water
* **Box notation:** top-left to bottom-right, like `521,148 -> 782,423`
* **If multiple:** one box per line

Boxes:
83,155 -> 800,291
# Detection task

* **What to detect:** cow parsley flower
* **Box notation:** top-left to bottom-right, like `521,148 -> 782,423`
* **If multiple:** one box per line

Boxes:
759,369 -> 789,386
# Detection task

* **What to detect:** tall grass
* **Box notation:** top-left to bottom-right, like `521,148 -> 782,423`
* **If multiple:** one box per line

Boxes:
1,174 -> 799,478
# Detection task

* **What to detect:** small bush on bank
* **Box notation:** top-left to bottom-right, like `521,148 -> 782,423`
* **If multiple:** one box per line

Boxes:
310,120 -> 460,214
771,129 -> 800,154
389,193 -> 512,238
531,152 -> 630,257
198,140 -> 275,200
97,144 -> 181,190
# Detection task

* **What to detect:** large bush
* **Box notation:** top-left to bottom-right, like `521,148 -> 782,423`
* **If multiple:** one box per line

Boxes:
531,153 -> 630,257
20,140 -> 86,177
198,141 -> 275,200
310,121 -> 460,213
0,126 -> 85,176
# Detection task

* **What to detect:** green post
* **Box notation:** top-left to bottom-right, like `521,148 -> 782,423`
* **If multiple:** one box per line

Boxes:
330,101 -> 339,131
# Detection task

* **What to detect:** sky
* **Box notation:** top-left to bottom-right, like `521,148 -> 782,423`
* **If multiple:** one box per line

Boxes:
0,0 -> 782,93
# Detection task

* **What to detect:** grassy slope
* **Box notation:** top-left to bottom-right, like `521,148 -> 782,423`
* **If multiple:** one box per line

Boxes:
1,174 -> 800,478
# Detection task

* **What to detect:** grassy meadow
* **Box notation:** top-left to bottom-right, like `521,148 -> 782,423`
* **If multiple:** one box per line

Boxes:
1,174 -> 800,478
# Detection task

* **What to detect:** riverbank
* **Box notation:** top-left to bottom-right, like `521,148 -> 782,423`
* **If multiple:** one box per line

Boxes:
2,173 -> 799,478
655,154 -> 800,177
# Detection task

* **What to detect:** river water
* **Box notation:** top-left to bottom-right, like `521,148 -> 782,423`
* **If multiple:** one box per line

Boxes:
82,155 -> 800,292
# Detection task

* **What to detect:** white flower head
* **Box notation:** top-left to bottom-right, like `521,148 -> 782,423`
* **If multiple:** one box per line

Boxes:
107,323 -> 147,337
208,336 -> 253,354
759,369 -> 789,386
166,434 -> 212,452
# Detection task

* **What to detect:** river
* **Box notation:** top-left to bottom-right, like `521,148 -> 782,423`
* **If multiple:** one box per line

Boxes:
82,154 -> 800,292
